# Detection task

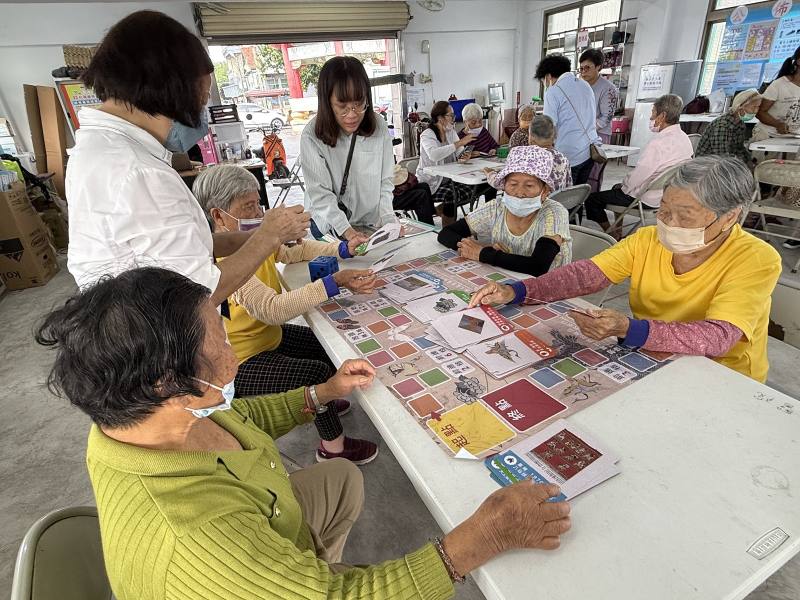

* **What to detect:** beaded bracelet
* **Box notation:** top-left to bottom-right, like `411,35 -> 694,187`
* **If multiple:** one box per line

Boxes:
431,537 -> 465,584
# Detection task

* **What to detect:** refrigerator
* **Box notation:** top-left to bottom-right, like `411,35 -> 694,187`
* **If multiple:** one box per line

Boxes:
628,60 -> 702,167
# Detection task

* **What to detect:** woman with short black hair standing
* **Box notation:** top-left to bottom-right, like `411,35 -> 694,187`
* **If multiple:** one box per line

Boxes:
302,56 -> 399,241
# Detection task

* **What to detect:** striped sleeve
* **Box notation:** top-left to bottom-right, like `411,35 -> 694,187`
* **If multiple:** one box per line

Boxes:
231,275 -> 329,326
166,512 -> 454,600
465,201 -> 499,239
540,201 -> 570,242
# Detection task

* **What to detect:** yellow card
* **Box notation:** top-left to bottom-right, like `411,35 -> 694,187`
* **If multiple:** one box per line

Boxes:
427,402 -> 516,457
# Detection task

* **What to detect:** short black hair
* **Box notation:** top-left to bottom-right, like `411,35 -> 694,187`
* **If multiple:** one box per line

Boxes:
82,10 -> 213,127
579,48 -> 604,67
535,54 -> 572,80
314,56 -> 376,147
35,267 -> 211,428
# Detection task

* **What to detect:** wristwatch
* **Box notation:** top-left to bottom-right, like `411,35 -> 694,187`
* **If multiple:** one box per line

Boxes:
304,385 -> 329,415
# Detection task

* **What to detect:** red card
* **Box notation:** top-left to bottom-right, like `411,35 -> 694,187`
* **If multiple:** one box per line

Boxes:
532,429 -> 601,479
483,379 -> 566,432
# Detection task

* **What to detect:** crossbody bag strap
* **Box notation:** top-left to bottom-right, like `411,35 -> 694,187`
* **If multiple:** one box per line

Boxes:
553,81 -> 595,146
338,133 -> 359,199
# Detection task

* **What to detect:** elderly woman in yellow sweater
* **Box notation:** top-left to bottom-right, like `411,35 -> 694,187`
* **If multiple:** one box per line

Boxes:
193,164 -> 379,465
36,266 -> 572,600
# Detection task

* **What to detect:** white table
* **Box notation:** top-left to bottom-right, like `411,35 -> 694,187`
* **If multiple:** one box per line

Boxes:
749,137 -> 800,155
422,146 -> 640,186
282,233 -> 800,600
680,113 -> 723,123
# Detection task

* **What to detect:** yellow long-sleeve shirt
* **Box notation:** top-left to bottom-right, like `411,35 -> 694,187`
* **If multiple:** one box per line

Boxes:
86,388 -> 454,600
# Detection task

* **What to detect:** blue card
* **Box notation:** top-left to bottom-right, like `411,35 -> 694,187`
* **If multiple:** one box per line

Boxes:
529,367 -> 566,389
328,310 -> 350,321
619,352 -> 657,373
413,336 -> 436,349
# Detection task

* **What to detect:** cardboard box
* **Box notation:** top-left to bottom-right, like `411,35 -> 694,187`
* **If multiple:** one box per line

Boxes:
0,182 -> 59,290
23,84 -> 47,172
36,86 -> 69,196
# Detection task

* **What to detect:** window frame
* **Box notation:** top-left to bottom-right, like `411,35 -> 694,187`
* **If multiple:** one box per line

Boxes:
542,0 -> 624,65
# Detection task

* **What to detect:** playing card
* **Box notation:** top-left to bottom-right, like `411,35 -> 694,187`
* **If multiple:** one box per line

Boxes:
466,330 -> 557,378
369,242 -> 409,272
597,361 -> 637,383
430,304 -> 514,352
425,346 -> 458,363
403,291 -> 470,323
441,358 -> 475,377
379,273 -> 439,303
364,222 -> 402,252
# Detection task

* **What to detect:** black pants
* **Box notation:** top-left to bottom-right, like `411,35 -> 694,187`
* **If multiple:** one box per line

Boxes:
393,182 -> 435,224
584,187 -> 636,226
571,158 -> 595,186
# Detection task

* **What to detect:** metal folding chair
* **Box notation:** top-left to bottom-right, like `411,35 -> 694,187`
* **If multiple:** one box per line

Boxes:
607,166 -> 680,237
270,157 -> 305,207
687,133 -> 702,156
747,159 -> 800,273
568,224 -> 618,306
550,184 -> 591,223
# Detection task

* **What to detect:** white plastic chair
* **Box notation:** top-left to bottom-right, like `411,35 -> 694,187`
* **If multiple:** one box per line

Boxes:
569,224 -> 618,306
748,159 -> 800,272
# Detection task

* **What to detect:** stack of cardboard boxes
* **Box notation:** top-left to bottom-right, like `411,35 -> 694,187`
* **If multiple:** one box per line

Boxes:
0,181 -> 59,290
23,84 -> 69,197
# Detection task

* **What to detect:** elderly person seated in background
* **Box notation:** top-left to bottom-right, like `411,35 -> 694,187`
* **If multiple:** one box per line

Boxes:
470,156 -> 781,383
696,88 -> 761,166
508,104 -> 536,148
536,53 -> 601,185
36,266 -> 572,600
193,165 -> 379,464
583,94 -> 693,238
459,101 -> 500,155
439,145 -> 572,276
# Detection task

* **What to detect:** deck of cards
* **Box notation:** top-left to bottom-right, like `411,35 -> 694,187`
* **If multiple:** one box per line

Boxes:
466,330 -> 558,378
484,420 -> 620,500
379,273 -> 440,303
429,305 -> 514,352
402,291 -> 470,323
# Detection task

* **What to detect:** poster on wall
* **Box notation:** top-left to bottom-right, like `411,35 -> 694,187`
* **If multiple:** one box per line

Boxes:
743,20 -> 779,60
638,64 -> 675,98
739,62 -> 765,87
763,61 -> 784,82
719,24 -> 749,61
771,14 -> 800,60
712,63 -> 743,94
55,79 -> 102,133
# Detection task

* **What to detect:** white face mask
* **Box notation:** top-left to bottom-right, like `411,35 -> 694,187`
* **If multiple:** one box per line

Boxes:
503,193 -> 543,217
467,127 -> 483,135
220,209 -> 263,232
656,217 -> 730,254
186,377 -> 235,418
445,123 -> 455,132
649,118 -> 660,133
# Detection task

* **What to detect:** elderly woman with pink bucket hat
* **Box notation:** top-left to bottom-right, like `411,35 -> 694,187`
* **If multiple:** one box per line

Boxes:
437,145 -> 572,276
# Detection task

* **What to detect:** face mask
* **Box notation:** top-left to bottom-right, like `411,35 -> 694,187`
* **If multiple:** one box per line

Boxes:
502,193 -> 542,217
467,127 -> 483,135
186,377 -> 235,418
165,109 -> 209,153
649,118 -> 660,133
741,113 -> 756,122
220,209 -> 263,232
656,217 -> 730,254
445,123 -> 455,132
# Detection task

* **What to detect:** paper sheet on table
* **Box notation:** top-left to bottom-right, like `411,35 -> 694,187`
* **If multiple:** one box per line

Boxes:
364,222 -> 402,252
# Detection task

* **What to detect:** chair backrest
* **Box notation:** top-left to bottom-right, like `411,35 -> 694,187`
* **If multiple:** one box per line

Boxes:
687,133 -> 702,154
11,506 -> 112,600
398,156 -> 420,175
550,184 -> 591,212
568,224 -> 616,260
754,159 -> 800,189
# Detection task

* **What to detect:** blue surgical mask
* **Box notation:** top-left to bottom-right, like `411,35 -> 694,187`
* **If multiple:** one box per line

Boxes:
186,377 -> 235,418
502,193 -> 542,217
165,109 -> 209,153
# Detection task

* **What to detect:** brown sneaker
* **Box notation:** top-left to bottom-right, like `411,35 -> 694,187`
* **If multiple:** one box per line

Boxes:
316,437 -> 379,465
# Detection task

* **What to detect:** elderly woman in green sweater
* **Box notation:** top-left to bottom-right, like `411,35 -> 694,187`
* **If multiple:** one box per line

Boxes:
36,267 -> 571,600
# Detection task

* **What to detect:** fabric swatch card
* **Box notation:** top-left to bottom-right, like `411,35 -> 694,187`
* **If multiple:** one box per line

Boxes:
484,419 -> 620,499
402,291 -> 470,323
430,304 -> 514,352
466,330 -> 557,378
379,274 -> 439,304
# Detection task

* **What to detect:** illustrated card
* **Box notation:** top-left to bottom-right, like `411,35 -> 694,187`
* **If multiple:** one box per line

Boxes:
430,304 -> 514,351
402,291 -> 470,323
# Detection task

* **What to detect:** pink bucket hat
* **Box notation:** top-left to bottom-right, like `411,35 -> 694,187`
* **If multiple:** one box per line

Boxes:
493,145 -> 559,192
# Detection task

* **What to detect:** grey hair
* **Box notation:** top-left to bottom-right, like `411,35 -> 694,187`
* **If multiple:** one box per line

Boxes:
517,103 -> 535,121
461,102 -> 483,123
666,155 -> 754,223
192,164 -> 260,215
653,94 -> 684,125
529,114 -> 555,142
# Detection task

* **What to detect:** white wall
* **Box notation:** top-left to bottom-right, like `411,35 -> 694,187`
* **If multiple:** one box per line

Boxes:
0,2 -> 196,153
403,0 -> 525,111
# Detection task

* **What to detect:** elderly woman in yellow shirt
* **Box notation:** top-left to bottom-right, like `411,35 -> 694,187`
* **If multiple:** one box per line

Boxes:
193,164 -> 379,464
36,266 -> 572,600
470,155 -> 782,382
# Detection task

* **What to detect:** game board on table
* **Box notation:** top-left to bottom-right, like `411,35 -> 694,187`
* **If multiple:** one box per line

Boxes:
316,249 -> 673,459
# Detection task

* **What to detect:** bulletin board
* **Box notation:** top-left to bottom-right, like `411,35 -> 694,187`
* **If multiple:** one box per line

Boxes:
711,2 -> 800,95
54,79 -> 102,134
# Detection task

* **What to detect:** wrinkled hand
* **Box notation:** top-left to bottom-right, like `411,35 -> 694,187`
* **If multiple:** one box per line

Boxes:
492,242 -> 511,253
333,268 -> 378,294
569,308 -> 630,340
475,482 -> 571,553
457,237 -> 486,261
346,233 -> 370,256
260,205 -> 310,244
317,359 -> 375,402
489,148 -> 497,156
469,281 -> 515,307
776,122 -> 790,135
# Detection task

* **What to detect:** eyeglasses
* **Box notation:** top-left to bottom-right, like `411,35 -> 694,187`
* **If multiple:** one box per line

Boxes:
336,102 -> 369,118
579,65 -> 595,72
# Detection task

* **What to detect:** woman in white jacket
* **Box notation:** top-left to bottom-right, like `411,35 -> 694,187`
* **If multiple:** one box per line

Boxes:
416,100 -> 477,225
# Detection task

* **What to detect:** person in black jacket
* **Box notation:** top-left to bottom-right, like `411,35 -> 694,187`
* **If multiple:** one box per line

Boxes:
437,145 -> 572,276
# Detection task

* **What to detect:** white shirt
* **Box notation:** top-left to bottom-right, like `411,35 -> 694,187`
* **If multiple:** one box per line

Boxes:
301,116 -> 396,236
754,76 -> 800,137
66,108 -> 221,292
416,127 -> 465,194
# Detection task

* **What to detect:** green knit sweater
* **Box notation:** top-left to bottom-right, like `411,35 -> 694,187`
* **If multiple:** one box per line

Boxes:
86,388 -> 454,600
